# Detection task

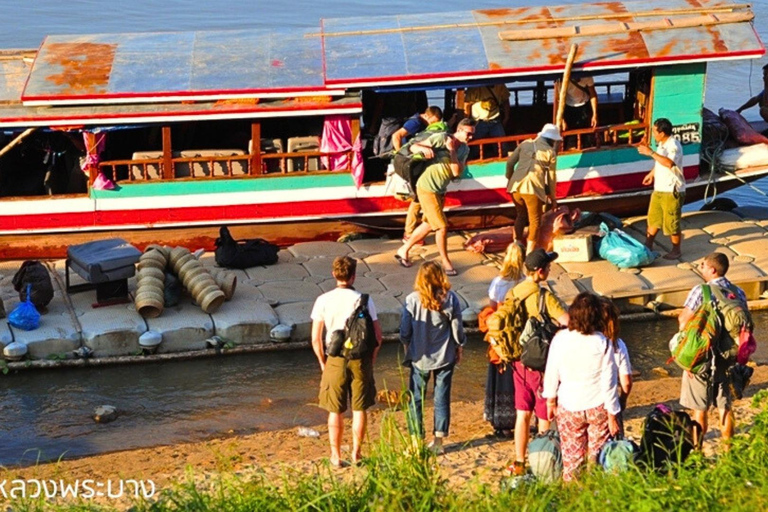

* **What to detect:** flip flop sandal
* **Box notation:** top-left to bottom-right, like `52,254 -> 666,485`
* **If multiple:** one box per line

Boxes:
394,254 -> 413,268
445,268 -> 458,276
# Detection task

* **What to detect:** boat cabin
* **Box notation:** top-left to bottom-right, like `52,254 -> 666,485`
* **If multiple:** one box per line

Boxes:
0,0 -> 763,257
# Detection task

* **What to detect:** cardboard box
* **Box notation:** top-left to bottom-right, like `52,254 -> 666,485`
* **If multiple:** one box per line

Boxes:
552,233 -> 593,263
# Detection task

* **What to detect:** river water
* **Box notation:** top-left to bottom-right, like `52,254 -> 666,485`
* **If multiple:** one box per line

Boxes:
0,0 -> 767,466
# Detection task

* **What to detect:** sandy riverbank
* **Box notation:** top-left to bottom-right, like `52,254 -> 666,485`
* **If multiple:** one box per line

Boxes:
2,365 -> 765,509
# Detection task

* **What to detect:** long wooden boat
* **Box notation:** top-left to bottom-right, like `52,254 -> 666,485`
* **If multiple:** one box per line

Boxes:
0,0 -> 765,259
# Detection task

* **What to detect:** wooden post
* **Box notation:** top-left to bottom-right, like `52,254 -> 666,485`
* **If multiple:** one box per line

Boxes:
350,117 -> 360,171
0,127 -> 35,160
555,43 -> 579,130
83,132 -> 99,185
161,126 -> 173,179
250,122 -> 262,175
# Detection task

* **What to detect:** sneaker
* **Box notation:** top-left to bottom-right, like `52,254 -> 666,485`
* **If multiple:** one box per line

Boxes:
427,440 -> 445,455
402,235 -> 425,246
506,460 -> 526,476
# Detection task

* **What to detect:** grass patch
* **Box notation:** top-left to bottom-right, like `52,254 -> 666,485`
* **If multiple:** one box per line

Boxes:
13,391 -> 768,511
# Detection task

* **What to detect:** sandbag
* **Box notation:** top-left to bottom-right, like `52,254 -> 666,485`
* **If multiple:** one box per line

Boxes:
12,261 -> 54,309
719,108 -> 768,146
539,206 -> 579,251
464,227 -> 514,254
718,143 -> 768,170
598,222 -> 656,268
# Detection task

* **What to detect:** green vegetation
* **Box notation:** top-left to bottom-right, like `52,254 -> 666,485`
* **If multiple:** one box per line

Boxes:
14,391 -> 768,511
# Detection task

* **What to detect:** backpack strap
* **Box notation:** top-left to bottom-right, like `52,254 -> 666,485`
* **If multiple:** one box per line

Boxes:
537,288 -> 551,321
701,284 -> 712,305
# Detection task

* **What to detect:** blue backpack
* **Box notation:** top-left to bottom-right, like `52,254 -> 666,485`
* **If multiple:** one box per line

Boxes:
528,429 -> 562,483
599,437 -> 639,473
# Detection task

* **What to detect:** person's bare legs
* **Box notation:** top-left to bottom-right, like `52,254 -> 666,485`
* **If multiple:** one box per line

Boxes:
514,410 -> 532,465
645,227 -> 659,251
328,412 -> 344,465
397,222 -> 431,262
719,408 -> 734,451
404,201 -> 422,239
664,233 -> 682,259
435,227 -> 453,271
692,409 -> 707,449
537,418 -> 551,433
352,410 -> 367,463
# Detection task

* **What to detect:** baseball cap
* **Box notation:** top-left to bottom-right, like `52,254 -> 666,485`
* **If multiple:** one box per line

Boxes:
524,248 -> 559,271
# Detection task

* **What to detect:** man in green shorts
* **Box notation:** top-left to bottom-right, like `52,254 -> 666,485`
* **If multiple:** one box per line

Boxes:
638,118 -> 685,259
310,256 -> 382,467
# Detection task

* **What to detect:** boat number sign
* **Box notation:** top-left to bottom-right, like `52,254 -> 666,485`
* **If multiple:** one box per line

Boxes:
671,123 -> 701,145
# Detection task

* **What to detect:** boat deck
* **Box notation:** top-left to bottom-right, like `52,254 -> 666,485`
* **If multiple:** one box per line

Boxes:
1,209 -> 767,369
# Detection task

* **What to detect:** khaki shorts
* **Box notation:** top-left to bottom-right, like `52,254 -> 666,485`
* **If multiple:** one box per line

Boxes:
679,365 -> 732,412
648,191 -> 684,236
319,356 -> 376,413
417,189 -> 447,230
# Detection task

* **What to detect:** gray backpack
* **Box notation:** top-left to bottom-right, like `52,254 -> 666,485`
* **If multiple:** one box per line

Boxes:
528,429 -> 562,483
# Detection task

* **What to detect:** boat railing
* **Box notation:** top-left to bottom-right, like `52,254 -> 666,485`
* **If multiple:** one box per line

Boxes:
99,149 -> 354,182
467,120 -> 648,162
506,80 -> 627,106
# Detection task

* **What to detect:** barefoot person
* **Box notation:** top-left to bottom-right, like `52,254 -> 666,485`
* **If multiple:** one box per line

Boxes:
310,256 -> 383,467
400,261 -> 466,453
638,118 -> 684,259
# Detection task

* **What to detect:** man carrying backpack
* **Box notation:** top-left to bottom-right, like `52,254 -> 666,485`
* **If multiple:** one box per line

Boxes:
677,252 -> 751,448
507,249 -> 570,476
395,119 -> 476,276
311,256 -> 383,467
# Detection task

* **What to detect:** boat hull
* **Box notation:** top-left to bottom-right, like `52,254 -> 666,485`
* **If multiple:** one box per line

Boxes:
2,164 -> 764,260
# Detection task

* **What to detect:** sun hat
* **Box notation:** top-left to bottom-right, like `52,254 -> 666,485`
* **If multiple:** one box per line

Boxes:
537,123 -> 562,141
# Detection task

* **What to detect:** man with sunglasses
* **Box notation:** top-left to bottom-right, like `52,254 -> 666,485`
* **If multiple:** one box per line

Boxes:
396,119 -> 476,276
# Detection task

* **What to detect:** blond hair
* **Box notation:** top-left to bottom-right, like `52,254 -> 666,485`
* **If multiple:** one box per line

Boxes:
499,242 -> 525,282
599,296 -> 621,345
414,261 -> 451,311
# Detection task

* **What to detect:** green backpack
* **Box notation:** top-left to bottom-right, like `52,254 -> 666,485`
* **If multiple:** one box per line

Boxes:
484,288 -> 537,363
709,283 -> 752,360
668,285 -> 721,373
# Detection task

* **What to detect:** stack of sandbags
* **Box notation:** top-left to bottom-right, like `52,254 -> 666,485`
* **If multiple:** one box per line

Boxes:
135,248 -> 168,318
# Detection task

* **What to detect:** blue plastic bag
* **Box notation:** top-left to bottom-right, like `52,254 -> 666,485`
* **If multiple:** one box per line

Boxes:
9,284 -> 40,331
598,222 -> 657,268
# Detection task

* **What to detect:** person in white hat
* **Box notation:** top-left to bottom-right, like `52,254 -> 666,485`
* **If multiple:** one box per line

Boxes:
504,123 -> 562,254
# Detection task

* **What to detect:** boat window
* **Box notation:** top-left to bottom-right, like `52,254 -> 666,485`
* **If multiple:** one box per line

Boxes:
462,70 -> 651,162
99,116 -> 358,183
0,130 -> 88,198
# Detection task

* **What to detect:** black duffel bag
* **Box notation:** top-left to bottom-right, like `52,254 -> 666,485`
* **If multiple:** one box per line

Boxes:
214,226 -> 279,269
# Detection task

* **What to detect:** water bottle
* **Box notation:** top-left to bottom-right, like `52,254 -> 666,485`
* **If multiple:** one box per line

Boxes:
297,427 -> 321,438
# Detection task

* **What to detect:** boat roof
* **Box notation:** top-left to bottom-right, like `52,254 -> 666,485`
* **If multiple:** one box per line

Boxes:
2,0 -> 763,125
322,0 -> 764,88
21,28 -> 336,106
